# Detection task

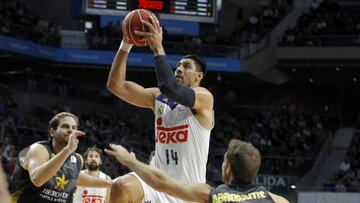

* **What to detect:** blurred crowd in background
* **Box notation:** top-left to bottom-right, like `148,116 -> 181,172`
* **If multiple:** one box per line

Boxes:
0,71 -> 340,186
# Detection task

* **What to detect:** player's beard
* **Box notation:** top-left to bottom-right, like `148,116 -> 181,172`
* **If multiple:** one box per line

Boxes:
53,132 -> 70,146
88,162 -> 101,171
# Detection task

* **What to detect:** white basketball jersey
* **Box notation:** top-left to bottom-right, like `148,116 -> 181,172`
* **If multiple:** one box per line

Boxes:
72,171 -> 108,203
153,95 -> 212,184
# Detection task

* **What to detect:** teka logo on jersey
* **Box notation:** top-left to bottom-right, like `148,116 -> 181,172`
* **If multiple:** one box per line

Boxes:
156,124 -> 189,144
81,190 -> 103,203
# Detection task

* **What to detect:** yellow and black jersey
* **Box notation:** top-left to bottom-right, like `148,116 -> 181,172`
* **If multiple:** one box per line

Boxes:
209,184 -> 275,203
10,140 -> 82,203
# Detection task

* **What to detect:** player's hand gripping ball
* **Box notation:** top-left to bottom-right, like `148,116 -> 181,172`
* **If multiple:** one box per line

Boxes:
122,9 -> 160,47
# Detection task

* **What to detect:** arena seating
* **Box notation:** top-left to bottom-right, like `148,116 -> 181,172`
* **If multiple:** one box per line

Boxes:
0,0 -> 60,47
0,70 -> 339,182
280,1 -> 360,47
324,133 -> 360,192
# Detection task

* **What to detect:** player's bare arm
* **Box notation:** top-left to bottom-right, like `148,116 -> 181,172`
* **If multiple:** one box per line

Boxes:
25,131 -> 85,187
105,175 -> 112,203
269,192 -> 290,203
106,48 -> 159,111
151,181 -> 211,203
25,143 -> 72,187
76,171 -> 112,188
105,144 -> 212,203
106,16 -> 160,111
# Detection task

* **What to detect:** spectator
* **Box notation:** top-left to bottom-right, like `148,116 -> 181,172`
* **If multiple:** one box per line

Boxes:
340,158 -> 351,173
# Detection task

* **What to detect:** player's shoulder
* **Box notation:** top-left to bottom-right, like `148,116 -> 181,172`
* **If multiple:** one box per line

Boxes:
213,184 -> 229,191
28,142 -> 48,154
75,153 -> 84,166
25,142 -> 50,162
193,86 -> 210,92
97,170 -> 111,179
75,152 -> 83,159
147,87 -> 161,101
269,192 -> 289,203
193,87 -> 214,109
148,87 -> 161,95
193,87 -> 213,96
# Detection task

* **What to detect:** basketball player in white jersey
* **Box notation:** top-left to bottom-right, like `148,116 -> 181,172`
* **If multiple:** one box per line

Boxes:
106,16 -> 214,203
73,147 -> 111,203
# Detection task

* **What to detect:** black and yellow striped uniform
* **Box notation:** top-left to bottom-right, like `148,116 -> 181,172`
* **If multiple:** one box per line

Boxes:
10,141 -> 82,203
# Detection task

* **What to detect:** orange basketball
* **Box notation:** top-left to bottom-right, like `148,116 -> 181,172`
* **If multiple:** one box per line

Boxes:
122,9 -> 160,47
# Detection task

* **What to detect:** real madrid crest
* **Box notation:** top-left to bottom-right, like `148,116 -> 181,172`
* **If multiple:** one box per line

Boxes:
157,104 -> 165,115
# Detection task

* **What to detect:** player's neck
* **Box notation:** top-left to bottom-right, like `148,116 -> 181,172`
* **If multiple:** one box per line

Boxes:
86,169 -> 100,177
190,83 -> 200,88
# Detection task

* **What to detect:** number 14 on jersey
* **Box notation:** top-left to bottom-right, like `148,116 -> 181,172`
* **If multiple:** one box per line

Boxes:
165,149 -> 178,165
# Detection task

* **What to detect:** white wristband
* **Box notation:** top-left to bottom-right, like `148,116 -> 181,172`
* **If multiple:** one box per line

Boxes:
119,40 -> 133,53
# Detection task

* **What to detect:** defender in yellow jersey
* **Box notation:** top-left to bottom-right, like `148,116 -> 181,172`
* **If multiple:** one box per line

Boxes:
105,139 -> 289,203
9,112 -> 112,203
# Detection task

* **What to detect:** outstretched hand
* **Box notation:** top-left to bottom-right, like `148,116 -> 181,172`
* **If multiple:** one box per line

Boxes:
66,130 -> 86,153
135,16 -> 165,55
104,144 -> 136,166
72,130 -> 86,137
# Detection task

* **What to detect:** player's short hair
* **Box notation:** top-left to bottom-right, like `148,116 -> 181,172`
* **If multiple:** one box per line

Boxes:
226,139 -> 261,184
84,146 -> 103,160
181,55 -> 207,76
48,112 -> 79,130
48,112 -> 79,139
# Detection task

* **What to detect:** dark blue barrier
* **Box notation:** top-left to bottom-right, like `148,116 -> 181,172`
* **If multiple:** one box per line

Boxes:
0,35 -> 240,72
